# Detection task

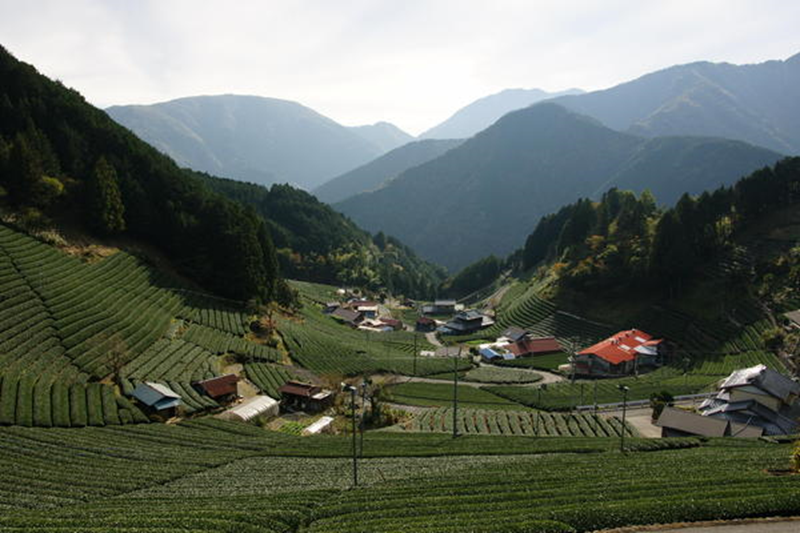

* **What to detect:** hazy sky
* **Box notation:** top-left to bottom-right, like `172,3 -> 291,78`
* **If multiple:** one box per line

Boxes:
1,0 -> 799,135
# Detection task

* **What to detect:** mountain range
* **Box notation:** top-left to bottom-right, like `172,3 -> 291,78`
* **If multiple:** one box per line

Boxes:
419,87 -> 584,140
335,103 -> 783,270
313,138 -> 463,204
107,95 -> 405,190
552,52 -> 800,155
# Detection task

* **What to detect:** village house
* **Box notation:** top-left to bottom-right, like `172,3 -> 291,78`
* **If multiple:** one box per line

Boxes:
323,302 -> 340,314
348,300 -> 379,318
132,382 -> 182,418
379,317 -> 403,331
444,309 -> 493,335
422,299 -> 458,315
416,316 -> 437,332
278,380 -> 334,412
192,374 -> 240,403
572,329 -> 666,377
507,336 -> 563,358
656,407 -> 763,438
331,307 -> 363,327
479,343 -> 515,362
698,364 -> 800,435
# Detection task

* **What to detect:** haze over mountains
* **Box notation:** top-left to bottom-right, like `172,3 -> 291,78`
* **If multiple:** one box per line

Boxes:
552,52 -> 800,155
419,87 -> 584,139
103,52 -> 800,273
313,138 -> 464,204
107,95 -> 399,190
335,103 -> 782,270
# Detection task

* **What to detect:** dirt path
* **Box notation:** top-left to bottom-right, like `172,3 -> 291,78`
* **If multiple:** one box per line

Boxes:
425,331 -> 442,347
396,367 -> 564,389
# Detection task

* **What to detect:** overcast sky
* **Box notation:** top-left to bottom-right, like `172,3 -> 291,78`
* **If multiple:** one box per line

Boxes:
1,0 -> 799,135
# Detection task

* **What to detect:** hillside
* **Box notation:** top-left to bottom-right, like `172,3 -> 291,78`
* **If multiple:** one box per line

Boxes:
0,46 -> 281,303
335,103 -> 782,270
419,87 -> 584,139
348,121 -> 413,153
107,95 -> 383,190
552,52 -> 800,154
313,138 -> 463,204
0,222 -> 284,427
201,175 -> 447,298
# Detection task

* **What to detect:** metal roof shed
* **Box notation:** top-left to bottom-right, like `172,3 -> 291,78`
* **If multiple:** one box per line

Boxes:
132,382 -> 181,411
221,395 -> 279,422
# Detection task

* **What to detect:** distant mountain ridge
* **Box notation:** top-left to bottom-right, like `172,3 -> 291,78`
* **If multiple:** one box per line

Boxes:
348,121 -> 413,153
107,95 -> 385,190
552,52 -> 800,154
419,87 -> 584,140
314,138 -> 464,204
335,103 -> 783,270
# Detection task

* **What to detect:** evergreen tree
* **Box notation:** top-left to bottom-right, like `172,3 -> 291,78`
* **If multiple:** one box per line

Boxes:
86,156 -> 126,235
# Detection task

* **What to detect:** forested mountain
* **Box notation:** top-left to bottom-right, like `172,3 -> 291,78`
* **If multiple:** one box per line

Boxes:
519,157 -> 800,302
552,52 -> 800,154
201,175 -> 446,297
418,87 -> 583,140
314,138 -> 463,204
335,103 -> 782,270
348,121 -> 413,153
107,95 -> 383,190
0,46 -> 284,303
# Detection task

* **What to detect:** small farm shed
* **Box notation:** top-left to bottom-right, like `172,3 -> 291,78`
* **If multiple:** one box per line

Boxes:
132,382 -> 181,416
220,395 -> 279,422
302,416 -> 335,435
193,374 -> 240,401
278,381 -> 334,412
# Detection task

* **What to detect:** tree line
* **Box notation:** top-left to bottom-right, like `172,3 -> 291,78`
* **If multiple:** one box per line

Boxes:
519,157 -> 800,292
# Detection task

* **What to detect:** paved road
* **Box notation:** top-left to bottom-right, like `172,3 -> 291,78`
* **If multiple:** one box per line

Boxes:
623,519 -> 800,533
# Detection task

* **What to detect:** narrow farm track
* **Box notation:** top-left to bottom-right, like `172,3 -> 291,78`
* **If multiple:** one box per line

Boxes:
396,367 -> 564,389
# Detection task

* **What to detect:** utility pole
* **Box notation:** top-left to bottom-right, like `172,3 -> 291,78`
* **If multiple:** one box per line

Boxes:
618,385 -> 630,453
359,377 -> 371,458
593,380 -> 598,433
342,383 -> 358,486
413,332 -> 418,376
453,344 -> 461,438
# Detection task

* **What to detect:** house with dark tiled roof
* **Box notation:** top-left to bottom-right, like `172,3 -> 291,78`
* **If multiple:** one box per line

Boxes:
572,329 -> 665,377
193,374 -> 239,402
699,365 -> 800,436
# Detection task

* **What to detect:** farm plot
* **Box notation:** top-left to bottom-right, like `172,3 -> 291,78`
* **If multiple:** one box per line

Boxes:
245,363 -> 295,398
486,367 -> 715,410
409,407 -> 635,437
182,324 -> 280,361
463,366 -> 542,384
385,382 -> 527,410
305,441 -> 800,533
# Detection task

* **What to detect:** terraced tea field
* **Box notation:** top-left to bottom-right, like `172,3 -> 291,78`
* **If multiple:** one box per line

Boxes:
2,420 -> 796,532
0,223 -> 282,425
408,407 -> 635,437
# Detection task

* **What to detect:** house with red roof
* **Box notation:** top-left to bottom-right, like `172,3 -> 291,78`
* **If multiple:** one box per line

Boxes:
507,336 -> 563,358
572,329 -> 665,376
